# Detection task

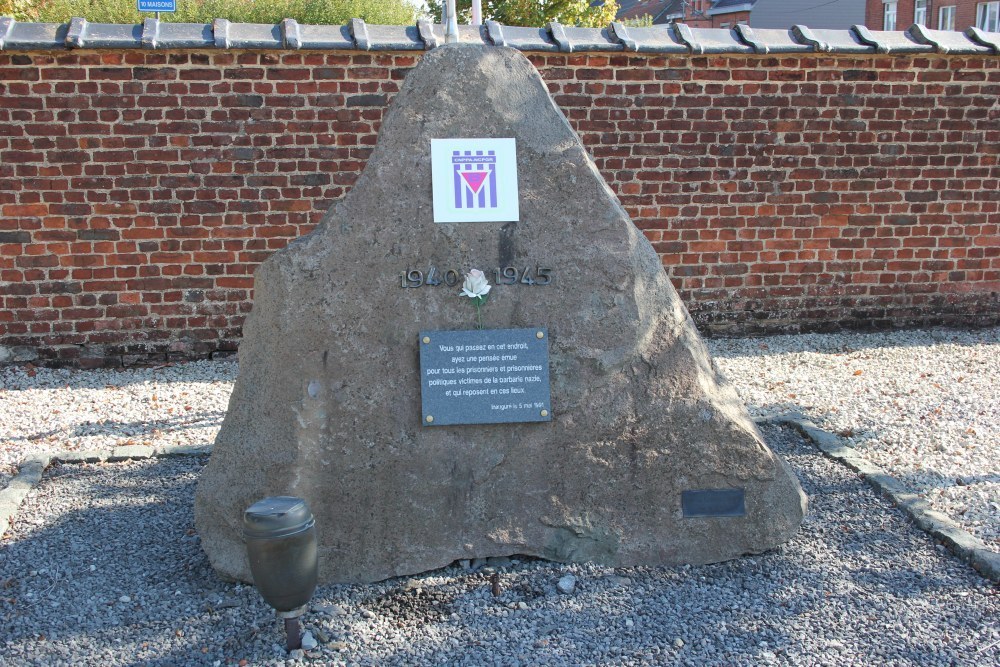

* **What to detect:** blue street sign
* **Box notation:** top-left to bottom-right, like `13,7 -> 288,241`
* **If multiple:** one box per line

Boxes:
137,0 -> 176,11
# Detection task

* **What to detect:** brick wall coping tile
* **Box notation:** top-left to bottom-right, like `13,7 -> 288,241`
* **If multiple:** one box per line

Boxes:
0,17 -> 997,56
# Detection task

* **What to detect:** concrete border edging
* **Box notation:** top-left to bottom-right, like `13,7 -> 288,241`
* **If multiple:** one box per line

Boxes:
0,445 -> 211,539
758,414 -> 1000,583
0,454 -> 50,539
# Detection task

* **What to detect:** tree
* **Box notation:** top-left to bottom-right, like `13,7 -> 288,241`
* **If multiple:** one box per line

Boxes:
426,0 -> 619,29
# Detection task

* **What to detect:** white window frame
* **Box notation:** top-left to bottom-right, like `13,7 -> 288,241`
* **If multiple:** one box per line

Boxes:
938,5 -> 956,30
978,2 -> 1000,31
914,0 -> 928,26
883,1 -> 897,31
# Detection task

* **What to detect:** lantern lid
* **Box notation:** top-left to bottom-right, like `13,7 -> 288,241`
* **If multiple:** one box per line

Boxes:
243,496 -> 315,539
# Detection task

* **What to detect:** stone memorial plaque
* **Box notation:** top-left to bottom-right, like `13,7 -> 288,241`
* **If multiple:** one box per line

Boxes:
681,488 -> 746,518
419,327 -> 551,426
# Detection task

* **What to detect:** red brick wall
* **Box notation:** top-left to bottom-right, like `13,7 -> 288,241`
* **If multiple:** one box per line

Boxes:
711,11 -> 752,27
1,49 -> 998,366
866,0 -> 881,28
946,0 -> 992,30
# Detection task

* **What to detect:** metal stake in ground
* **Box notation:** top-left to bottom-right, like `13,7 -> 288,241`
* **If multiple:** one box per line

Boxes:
282,613 -> 303,651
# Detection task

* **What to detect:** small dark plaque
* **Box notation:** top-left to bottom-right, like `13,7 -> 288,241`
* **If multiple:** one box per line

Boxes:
681,488 -> 746,518
419,327 -> 552,426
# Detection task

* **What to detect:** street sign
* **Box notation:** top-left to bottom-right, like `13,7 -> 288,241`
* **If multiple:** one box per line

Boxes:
137,0 -> 176,12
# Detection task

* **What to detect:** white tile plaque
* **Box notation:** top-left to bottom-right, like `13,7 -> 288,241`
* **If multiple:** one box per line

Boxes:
431,138 -> 519,223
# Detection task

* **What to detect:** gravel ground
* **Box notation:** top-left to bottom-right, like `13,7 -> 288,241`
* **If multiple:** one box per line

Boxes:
2,326 -> 996,548
706,327 -> 1000,550
0,360 -> 236,489
1,424 -> 996,666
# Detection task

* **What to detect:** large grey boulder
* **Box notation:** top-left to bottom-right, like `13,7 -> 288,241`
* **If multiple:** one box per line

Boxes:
195,44 -> 806,584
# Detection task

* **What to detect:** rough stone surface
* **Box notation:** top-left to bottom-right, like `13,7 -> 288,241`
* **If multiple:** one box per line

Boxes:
109,445 -> 155,461
156,444 -> 213,457
194,44 -> 806,584
557,575 -> 577,594
0,345 -> 37,365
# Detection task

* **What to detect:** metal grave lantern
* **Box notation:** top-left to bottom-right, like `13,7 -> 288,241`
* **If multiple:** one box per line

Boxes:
243,496 -> 318,651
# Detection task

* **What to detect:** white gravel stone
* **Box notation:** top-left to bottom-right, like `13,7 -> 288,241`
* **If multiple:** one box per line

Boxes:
1,329 -> 998,664
4,329 -> 995,551
0,360 -> 236,488
556,575 -> 576,594
7,327 -> 995,554
708,327 -> 999,550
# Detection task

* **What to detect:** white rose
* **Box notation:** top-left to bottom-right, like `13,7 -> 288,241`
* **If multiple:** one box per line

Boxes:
461,269 -> 491,299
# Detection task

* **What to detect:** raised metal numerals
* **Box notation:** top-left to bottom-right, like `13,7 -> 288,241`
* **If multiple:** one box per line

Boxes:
400,266 -> 553,288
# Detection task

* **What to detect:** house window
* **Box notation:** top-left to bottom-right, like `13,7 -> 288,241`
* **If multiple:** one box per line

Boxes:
883,1 -> 897,30
938,5 -> 956,30
978,2 -> 1000,31
914,0 -> 928,26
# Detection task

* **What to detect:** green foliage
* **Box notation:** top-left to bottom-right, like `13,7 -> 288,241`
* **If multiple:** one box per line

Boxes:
426,0 -> 619,28
4,0 -> 420,25
0,0 -> 43,20
618,14 -> 652,27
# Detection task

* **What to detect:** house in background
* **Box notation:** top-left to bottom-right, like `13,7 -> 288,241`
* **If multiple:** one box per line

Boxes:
749,0 -> 866,29
615,0 -> 751,27
703,0 -> 755,27
865,0 -> 1000,31
615,0 -> 687,25
615,0 -> 867,29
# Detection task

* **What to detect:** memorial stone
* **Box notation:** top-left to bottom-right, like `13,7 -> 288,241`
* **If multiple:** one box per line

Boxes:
195,43 -> 806,584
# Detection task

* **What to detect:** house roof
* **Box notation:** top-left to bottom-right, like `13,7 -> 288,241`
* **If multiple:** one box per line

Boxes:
616,0 -> 684,23
617,0 -> 758,23
709,0 -> 756,10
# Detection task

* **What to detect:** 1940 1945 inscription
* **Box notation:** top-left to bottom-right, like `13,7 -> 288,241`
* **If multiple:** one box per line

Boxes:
401,266 -> 552,288
419,327 -> 552,426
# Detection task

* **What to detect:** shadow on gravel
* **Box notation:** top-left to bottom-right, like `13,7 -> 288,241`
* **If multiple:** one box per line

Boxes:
0,457 -> 284,666
69,410 -> 227,439
0,428 -> 996,666
7,410 -> 226,446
